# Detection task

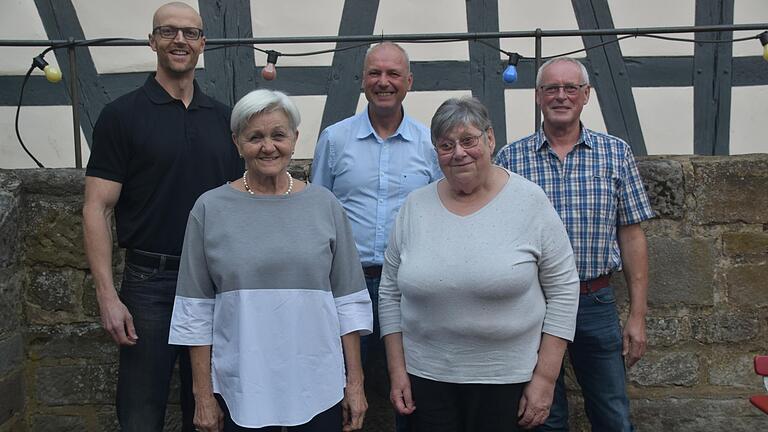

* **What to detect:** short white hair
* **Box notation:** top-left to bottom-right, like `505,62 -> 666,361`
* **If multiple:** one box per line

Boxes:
536,57 -> 590,87
230,90 -> 301,136
364,41 -> 411,74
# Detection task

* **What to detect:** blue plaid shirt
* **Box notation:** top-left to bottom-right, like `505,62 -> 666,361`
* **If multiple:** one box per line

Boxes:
495,127 -> 654,280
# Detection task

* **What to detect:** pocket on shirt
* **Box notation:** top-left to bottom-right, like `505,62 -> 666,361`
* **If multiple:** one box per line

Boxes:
397,173 -> 430,204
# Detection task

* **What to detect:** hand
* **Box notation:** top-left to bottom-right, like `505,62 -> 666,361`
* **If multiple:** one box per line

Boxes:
97,292 -> 137,346
622,313 -> 647,367
517,373 -> 555,429
388,369 -> 415,416
342,382 -> 367,431
193,393 -> 224,432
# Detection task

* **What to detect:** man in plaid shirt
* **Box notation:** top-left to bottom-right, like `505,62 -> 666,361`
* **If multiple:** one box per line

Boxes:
495,57 -> 654,431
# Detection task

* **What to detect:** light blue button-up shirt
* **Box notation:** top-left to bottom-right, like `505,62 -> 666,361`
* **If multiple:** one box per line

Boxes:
311,107 -> 442,267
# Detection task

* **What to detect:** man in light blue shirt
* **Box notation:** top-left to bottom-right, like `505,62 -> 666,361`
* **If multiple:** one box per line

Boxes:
311,42 -> 441,367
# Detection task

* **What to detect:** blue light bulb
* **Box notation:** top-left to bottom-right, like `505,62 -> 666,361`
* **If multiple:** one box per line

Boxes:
503,64 -> 518,83
502,53 -> 521,84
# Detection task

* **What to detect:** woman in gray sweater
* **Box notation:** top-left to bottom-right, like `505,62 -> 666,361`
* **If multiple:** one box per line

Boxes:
169,90 -> 372,432
379,97 -> 579,431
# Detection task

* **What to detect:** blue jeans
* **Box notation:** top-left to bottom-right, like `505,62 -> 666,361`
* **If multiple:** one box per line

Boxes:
359,276 -> 380,366
116,262 -> 195,431
539,286 -> 633,432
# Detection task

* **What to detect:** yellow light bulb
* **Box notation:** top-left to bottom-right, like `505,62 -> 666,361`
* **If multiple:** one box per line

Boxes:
760,32 -> 768,62
44,65 -> 62,83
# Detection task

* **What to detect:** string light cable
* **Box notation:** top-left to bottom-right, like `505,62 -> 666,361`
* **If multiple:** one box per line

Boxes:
15,38 -> 128,168
12,28 -> 767,166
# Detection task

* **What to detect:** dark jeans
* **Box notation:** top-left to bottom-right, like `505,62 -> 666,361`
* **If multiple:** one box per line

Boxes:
116,262 -> 195,431
362,275 -> 409,432
407,374 -> 524,432
216,394 -> 342,431
360,275 -> 381,365
538,286 -> 633,432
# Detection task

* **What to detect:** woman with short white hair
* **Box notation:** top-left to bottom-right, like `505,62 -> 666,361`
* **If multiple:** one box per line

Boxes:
169,89 -> 372,432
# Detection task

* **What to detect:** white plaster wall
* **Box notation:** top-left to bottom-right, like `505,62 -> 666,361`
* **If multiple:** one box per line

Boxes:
73,0 -> 201,73
633,87 -> 694,155
373,0 -> 469,61
291,95 -> 327,159
733,0 -> 768,58
0,106 -> 88,168
730,86 -> 768,154
251,0 -> 343,67
610,0 -> 695,57
498,1 -> 584,59
0,0 -> 61,75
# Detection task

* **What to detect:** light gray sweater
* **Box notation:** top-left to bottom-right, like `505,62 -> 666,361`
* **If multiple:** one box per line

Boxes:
379,171 -> 579,384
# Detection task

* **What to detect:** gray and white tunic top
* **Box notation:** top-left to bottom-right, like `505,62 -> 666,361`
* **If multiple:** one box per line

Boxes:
169,183 -> 373,428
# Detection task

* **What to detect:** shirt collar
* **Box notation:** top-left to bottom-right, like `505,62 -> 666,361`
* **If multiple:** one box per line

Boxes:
356,105 -> 415,142
142,73 -> 212,109
535,122 -> 592,151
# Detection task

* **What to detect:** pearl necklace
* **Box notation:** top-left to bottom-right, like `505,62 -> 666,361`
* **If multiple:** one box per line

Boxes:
243,170 -> 293,195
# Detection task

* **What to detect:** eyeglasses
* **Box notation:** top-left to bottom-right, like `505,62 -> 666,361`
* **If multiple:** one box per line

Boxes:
435,131 -> 485,155
153,26 -> 204,40
539,83 -> 588,96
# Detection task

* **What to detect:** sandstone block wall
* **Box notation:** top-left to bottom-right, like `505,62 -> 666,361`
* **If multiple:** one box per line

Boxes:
0,155 -> 766,431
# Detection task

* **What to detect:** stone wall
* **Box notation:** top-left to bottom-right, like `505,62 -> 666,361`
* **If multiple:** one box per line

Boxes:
0,172 -> 25,431
0,155 -> 766,431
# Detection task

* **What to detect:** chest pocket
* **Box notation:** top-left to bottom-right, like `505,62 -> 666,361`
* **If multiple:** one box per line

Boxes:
582,166 -> 618,220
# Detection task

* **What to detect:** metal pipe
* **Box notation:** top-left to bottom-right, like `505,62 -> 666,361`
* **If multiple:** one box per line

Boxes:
534,28 -> 542,132
0,23 -> 766,47
67,38 -> 82,169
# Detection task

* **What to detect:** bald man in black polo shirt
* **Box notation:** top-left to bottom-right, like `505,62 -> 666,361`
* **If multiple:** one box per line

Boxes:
82,3 -> 241,431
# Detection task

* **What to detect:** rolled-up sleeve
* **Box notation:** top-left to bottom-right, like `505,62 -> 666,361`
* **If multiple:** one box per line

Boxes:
329,197 -> 373,336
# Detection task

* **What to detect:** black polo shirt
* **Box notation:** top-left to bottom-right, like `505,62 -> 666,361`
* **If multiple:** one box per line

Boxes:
86,74 -> 242,255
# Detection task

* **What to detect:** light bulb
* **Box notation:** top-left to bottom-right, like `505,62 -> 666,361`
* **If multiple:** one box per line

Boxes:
760,32 -> 768,62
503,53 -> 521,84
44,65 -> 62,83
32,54 -> 62,84
261,50 -> 280,81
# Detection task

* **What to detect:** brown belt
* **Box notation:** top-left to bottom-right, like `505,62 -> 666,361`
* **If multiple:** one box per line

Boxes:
579,274 -> 611,294
362,265 -> 383,278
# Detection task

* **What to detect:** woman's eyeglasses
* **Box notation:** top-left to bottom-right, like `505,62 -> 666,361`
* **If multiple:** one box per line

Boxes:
435,131 -> 485,155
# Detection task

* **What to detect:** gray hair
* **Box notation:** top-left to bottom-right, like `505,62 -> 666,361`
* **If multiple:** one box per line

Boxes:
430,97 -> 492,145
535,57 -> 590,87
230,89 -> 301,136
364,41 -> 411,74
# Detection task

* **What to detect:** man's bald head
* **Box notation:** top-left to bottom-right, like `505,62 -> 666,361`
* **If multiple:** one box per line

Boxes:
152,2 -> 202,29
